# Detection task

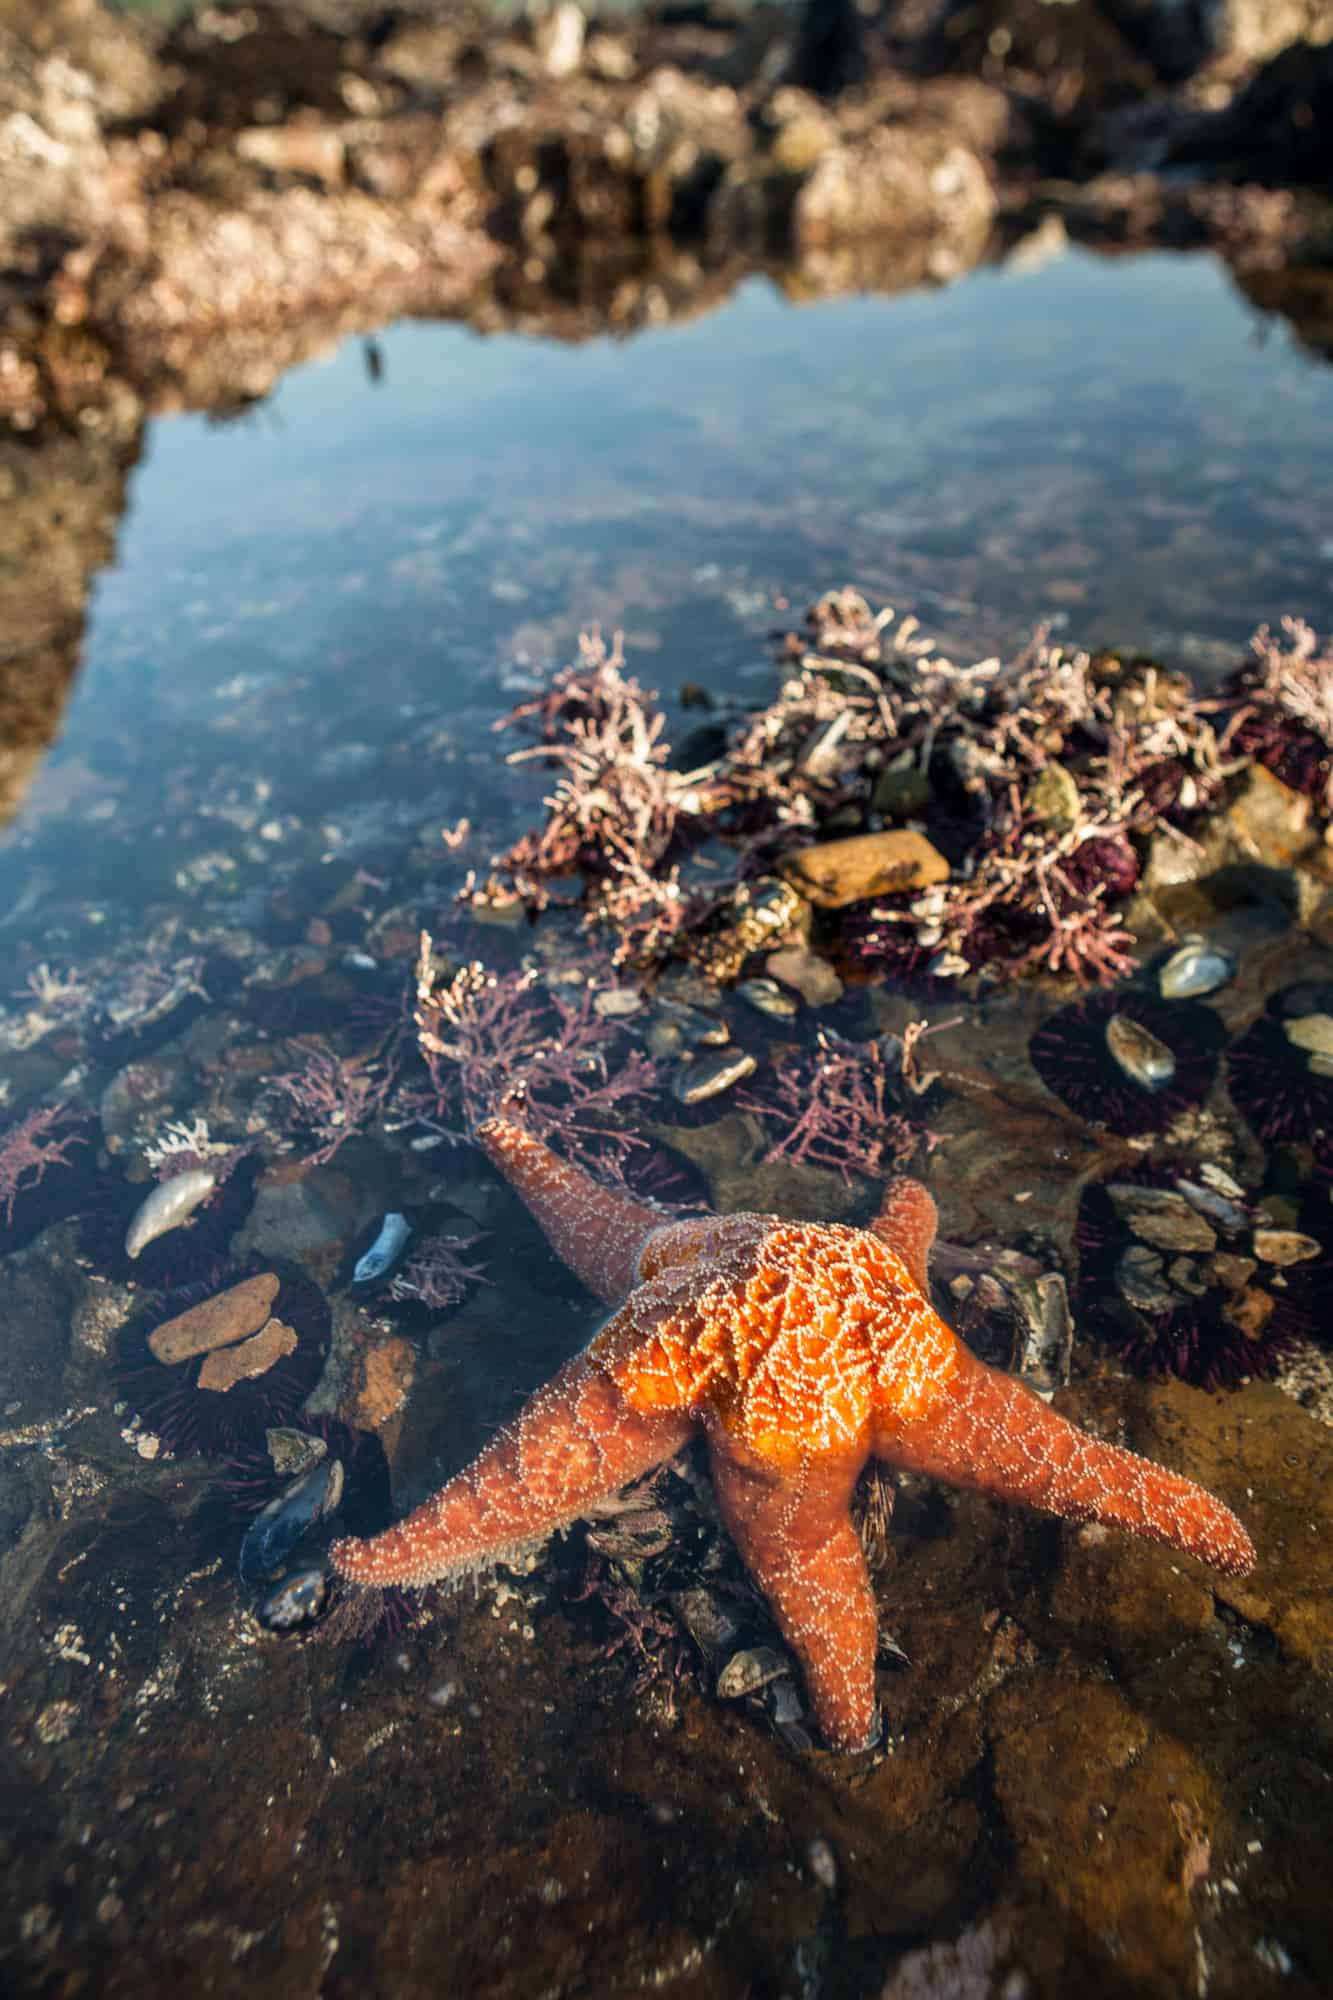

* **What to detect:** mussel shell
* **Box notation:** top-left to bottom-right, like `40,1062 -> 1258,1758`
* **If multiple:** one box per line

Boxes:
1158,938 -> 1235,1002
1104,1014 -> 1176,1092
257,1566 -> 329,1631
239,1457 -> 344,1585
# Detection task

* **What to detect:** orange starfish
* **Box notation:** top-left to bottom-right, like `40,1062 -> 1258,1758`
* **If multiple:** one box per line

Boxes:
331,1118 -> 1255,1750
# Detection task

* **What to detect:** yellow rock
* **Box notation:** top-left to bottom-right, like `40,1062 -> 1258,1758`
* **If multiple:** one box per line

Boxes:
778,830 -> 948,909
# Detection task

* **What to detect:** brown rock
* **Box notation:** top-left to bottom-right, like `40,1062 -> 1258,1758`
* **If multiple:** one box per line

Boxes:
1222,1287 -> 1276,1341
778,830 -> 948,909
989,1674 -> 1219,1998
765,944 -> 843,1007
148,1272 -> 281,1363
342,1337 -> 416,1434
196,1316 -> 297,1392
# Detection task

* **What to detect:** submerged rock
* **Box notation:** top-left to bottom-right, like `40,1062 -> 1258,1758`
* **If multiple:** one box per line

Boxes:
779,830 -> 949,909
196,1317 -> 297,1393
147,1272 -> 281,1364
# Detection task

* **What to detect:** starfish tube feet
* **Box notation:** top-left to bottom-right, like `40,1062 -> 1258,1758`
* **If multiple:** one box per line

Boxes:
878,1340 -> 1256,1577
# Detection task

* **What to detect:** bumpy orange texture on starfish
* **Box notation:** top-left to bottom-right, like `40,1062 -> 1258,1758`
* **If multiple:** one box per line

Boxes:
331,1118 -> 1255,1750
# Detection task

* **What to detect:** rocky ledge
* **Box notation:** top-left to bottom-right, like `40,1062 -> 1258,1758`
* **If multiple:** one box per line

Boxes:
3,0 -> 1333,439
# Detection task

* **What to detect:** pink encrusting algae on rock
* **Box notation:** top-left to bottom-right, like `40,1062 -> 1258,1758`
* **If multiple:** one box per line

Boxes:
331,1119 -> 1255,1750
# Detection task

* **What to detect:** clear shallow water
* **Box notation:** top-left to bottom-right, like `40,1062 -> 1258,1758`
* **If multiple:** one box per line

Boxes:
8,244 -> 1333,954
3,244 -> 1333,1998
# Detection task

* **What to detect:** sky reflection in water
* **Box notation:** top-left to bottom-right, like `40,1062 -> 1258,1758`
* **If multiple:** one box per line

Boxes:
7,243 -> 1333,949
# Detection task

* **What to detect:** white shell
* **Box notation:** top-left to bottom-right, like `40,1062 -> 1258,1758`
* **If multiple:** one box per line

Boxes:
125,1168 -> 217,1259
1158,937 -> 1236,1001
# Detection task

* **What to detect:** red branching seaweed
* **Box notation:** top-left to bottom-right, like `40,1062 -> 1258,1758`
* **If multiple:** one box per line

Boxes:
389,1232 -> 490,1310
0,1104 -> 84,1225
410,939 -> 661,1179
267,1037 -> 400,1165
737,1029 -> 926,1184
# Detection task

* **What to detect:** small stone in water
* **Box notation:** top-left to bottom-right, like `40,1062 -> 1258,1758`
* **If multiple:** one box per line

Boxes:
1114,1245 -> 1181,1314
593,987 -> 643,1019
1108,1185 -> 1216,1253
1251,1229 -> 1322,1266
765,945 -> 843,1008
1222,1289 -> 1275,1341
1167,1256 -> 1209,1298
1207,1253 -> 1257,1293
197,1316 -> 297,1392
778,829 -> 949,909
1283,1013 -> 1333,1060
1104,1014 -> 1176,1092
148,1273 -> 282,1363
672,1048 -> 757,1105
1158,937 -> 1236,1001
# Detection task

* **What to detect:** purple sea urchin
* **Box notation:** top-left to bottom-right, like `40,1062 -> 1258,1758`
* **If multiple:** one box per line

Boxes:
117,1262 -> 330,1458
1029,990 -> 1224,1136
1225,983 -> 1333,1148
1074,1163 -> 1315,1388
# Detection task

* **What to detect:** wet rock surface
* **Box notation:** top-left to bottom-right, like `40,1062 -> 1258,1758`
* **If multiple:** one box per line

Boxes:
0,1313 -> 1329,1998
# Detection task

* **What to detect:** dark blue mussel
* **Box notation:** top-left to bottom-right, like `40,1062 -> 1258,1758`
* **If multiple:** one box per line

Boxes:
239,1456 -> 345,1587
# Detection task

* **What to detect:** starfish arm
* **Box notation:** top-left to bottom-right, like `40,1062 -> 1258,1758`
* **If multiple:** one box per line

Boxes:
708,1441 -> 880,1752
331,1351 -> 693,1589
867,1177 -> 938,1294
877,1340 -> 1256,1577
475,1117 -> 666,1305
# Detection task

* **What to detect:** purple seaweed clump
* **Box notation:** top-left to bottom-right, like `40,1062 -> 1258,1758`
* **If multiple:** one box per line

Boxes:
0,1103 -> 85,1227
409,946 -> 660,1184
389,1232 -> 490,1310
1219,618 -> 1333,818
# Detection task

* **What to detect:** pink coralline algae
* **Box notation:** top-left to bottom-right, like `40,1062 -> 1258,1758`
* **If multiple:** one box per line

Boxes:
1219,617 -> 1333,817
389,1232 -> 490,1310
463,596 -> 1237,992
0,1104 -> 84,1225
268,1036 -> 399,1165
409,940 -> 660,1182
736,1028 -> 927,1184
